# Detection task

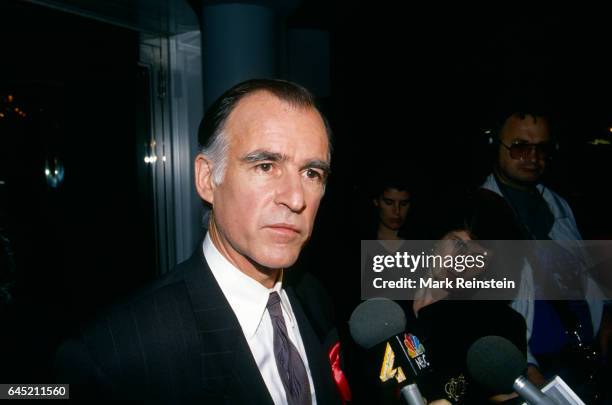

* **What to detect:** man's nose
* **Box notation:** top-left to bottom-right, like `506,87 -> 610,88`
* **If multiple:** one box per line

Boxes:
527,145 -> 538,162
393,203 -> 400,216
275,172 -> 306,213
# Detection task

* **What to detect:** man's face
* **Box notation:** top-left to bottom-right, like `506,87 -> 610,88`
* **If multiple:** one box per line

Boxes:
497,114 -> 551,186
202,91 -> 329,272
374,188 -> 411,231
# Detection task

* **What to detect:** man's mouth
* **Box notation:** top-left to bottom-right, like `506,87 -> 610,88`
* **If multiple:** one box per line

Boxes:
520,165 -> 541,172
266,223 -> 301,236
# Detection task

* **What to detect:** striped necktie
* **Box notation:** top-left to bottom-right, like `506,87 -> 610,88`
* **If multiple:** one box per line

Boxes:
267,291 -> 312,405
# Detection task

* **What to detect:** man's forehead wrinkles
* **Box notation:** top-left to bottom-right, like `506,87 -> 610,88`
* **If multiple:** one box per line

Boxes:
509,133 -> 550,143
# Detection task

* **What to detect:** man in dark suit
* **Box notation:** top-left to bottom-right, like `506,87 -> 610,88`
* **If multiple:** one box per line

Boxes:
55,79 -> 343,404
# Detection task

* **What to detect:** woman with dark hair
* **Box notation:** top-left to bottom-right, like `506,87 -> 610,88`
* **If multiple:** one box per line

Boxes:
412,188 -> 529,404
362,164 -> 428,242
372,175 -> 412,241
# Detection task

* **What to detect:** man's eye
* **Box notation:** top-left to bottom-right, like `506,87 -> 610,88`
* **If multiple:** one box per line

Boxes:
256,163 -> 273,172
305,169 -> 322,180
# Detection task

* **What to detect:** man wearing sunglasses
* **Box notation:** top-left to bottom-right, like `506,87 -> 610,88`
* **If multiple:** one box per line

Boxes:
496,117 -> 554,186
483,108 -> 563,242
480,107 -> 610,400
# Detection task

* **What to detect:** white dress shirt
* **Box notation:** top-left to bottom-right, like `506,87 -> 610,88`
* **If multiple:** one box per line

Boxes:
481,173 -> 605,366
203,234 -> 317,405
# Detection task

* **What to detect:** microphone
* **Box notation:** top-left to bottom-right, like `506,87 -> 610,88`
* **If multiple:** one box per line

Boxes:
349,298 -> 430,405
467,336 -> 585,405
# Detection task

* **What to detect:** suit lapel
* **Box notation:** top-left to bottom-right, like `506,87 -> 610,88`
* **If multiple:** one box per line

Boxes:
182,249 -> 274,405
231,329 -> 276,405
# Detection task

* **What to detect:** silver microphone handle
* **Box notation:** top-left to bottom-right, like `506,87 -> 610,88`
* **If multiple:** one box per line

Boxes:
514,375 -> 557,405
399,383 -> 426,405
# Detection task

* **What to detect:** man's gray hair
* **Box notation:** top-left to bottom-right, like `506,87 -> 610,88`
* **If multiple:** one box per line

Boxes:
201,130 -> 230,185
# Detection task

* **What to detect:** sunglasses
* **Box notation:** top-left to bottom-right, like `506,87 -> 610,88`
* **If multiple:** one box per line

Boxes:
500,141 -> 555,161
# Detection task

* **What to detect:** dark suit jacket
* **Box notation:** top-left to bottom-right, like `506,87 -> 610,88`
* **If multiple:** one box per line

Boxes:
55,246 -> 342,404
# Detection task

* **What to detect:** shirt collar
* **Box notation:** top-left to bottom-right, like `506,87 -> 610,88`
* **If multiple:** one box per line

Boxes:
203,233 -> 295,338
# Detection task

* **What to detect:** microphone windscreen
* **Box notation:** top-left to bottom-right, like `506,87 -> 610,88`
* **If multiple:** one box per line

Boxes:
467,335 -> 527,394
349,298 -> 406,349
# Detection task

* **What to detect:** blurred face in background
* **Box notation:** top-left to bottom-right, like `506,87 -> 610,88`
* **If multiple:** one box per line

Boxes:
497,114 -> 551,186
374,188 -> 411,231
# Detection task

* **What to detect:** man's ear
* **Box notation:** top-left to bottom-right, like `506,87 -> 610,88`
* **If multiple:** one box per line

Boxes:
195,154 -> 215,205
373,198 -> 379,208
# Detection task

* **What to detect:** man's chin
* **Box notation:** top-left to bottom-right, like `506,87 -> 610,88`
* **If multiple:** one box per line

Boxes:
254,251 -> 300,271
517,174 -> 542,185
507,169 -> 542,185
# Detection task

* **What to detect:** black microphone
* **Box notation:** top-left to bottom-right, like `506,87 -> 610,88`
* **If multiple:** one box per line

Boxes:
349,298 -> 430,405
467,336 -> 557,405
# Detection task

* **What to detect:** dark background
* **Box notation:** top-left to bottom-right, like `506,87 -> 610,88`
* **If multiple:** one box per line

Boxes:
333,4 -> 612,211
0,1 -> 155,381
1,0 -> 612,382
304,1 -> 612,327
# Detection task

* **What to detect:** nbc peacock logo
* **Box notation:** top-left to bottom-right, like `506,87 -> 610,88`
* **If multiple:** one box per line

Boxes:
403,333 -> 425,359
